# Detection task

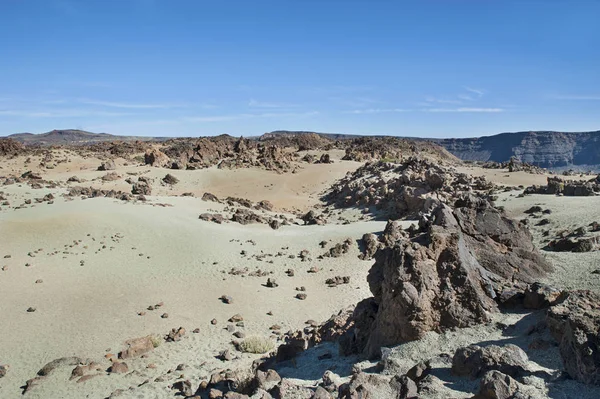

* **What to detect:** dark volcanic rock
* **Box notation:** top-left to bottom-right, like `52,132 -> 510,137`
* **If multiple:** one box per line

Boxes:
324,157 -> 493,219
162,173 -> 179,185
98,159 -> 116,171
351,196 -> 551,358
451,344 -> 530,379
0,138 -> 25,156
131,182 -> 151,195
525,176 -> 599,196
547,290 -> 600,385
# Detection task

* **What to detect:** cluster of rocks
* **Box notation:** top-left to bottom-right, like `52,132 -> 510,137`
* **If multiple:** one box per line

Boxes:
259,131 -> 333,150
66,186 -> 144,202
302,153 -> 334,164
321,238 -> 353,258
476,157 -> 548,174
523,206 -> 600,252
231,191 -> 600,396
0,138 -> 25,157
525,175 -> 600,196
199,192 -> 294,229
144,136 -> 298,173
339,137 -> 456,163
199,207 -> 291,230
546,227 -> 600,253
324,157 -> 494,219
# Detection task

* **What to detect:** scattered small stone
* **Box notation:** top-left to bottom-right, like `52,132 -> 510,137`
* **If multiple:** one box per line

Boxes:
161,313 -> 169,319
211,318 -> 218,325
218,349 -> 233,361
229,314 -> 244,323
233,331 -> 246,339
266,278 -> 278,288
296,293 -> 307,300
27,307 -> 36,313
109,362 -> 129,374
220,295 -> 233,304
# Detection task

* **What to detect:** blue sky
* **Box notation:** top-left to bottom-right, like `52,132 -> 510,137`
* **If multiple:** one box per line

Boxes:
1,0 -> 599,138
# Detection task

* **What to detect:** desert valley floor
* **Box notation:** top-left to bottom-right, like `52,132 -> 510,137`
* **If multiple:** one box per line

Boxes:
2,137 -> 600,399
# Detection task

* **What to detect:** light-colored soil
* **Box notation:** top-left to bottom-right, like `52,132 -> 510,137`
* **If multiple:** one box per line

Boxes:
1,151 -> 600,398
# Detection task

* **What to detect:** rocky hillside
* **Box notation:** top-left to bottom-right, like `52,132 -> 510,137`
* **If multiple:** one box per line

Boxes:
437,130 -> 600,169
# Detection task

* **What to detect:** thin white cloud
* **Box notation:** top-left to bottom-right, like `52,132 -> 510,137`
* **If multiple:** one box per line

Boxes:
465,87 -> 484,97
248,99 -> 297,108
424,96 -> 463,105
344,108 -> 410,114
552,94 -> 600,101
425,107 -> 503,113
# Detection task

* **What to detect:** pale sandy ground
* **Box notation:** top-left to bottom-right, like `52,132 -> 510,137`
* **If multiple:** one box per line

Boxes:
0,149 -> 357,213
2,154 -> 600,398
0,151 -> 379,398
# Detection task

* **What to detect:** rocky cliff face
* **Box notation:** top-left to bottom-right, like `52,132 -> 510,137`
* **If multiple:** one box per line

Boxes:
438,131 -> 600,168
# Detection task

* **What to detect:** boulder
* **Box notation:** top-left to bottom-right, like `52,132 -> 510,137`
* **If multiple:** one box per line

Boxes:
162,173 -> 179,185
202,192 -> 221,202
145,149 -> 170,167
199,213 -> 226,224
547,290 -> 600,384
119,336 -> 155,359
523,282 -> 563,309
98,160 -> 116,171
131,182 -> 151,195
451,344 -> 529,379
108,362 -> 128,374
359,233 -> 380,260
301,210 -> 326,225
475,370 -> 520,399
355,198 -> 551,358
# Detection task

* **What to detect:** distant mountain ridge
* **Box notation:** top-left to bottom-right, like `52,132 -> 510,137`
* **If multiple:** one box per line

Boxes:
436,130 -> 600,169
6,129 -> 168,145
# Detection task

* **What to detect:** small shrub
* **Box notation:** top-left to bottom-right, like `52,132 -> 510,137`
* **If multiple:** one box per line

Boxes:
239,336 -> 275,354
150,335 -> 162,348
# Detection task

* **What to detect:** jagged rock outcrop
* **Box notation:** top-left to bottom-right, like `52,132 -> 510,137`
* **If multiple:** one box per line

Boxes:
341,137 -> 458,163
547,290 -> 600,385
524,176 -> 600,196
66,186 -> 132,200
158,136 -> 297,172
144,149 -> 170,167
0,138 -> 25,156
350,196 -> 551,358
131,182 -> 151,195
324,158 -> 494,219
